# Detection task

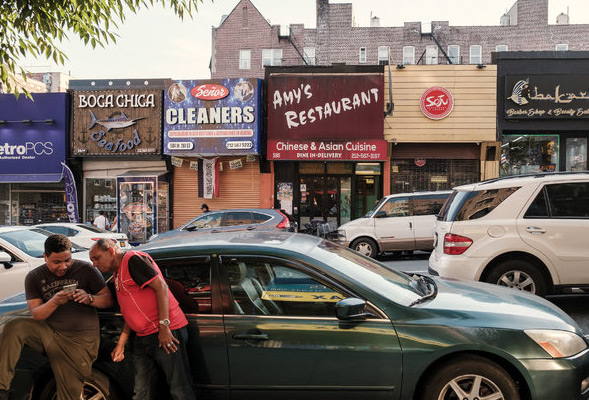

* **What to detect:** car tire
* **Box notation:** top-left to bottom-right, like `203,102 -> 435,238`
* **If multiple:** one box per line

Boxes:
418,354 -> 519,400
38,369 -> 121,400
350,238 -> 378,258
486,259 -> 548,296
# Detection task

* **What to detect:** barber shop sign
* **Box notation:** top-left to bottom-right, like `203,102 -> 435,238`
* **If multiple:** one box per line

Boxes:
420,86 -> 454,120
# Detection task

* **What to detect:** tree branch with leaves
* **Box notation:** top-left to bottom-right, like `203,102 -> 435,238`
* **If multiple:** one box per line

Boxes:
0,0 -> 205,95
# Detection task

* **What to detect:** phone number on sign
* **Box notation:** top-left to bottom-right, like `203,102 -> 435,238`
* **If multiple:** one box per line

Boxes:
351,153 -> 382,159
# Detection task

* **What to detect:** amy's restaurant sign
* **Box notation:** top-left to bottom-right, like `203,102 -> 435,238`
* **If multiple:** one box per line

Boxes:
505,75 -> 589,119
71,90 -> 162,156
163,79 -> 262,156
267,74 -> 386,161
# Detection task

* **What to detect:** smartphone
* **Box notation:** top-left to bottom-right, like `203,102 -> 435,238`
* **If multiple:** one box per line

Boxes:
63,283 -> 77,293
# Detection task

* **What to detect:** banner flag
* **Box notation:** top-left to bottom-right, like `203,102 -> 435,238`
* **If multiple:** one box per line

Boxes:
198,158 -> 219,198
61,162 -> 79,223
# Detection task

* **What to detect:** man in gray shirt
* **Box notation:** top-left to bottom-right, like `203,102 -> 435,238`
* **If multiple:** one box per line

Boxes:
0,234 -> 113,400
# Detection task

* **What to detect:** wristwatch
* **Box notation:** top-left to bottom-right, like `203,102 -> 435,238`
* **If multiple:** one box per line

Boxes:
159,318 -> 171,327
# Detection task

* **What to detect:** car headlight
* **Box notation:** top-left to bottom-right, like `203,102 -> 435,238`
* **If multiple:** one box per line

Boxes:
336,229 -> 347,241
525,329 -> 588,358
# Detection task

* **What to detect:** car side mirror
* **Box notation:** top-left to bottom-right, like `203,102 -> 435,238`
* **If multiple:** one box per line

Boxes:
0,251 -> 13,269
373,211 -> 387,219
335,297 -> 373,320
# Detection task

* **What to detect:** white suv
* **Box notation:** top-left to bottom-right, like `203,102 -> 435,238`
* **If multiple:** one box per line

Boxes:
334,191 -> 451,258
429,172 -> 589,296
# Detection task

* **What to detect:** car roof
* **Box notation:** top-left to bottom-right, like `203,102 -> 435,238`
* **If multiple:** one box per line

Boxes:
138,231 -> 320,257
381,190 -> 452,199
453,171 -> 589,191
0,226 -> 46,233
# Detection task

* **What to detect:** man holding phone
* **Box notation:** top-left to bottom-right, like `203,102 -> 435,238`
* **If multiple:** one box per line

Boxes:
0,234 -> 113,400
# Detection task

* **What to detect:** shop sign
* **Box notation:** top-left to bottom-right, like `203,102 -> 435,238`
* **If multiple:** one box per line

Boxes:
71,90 -> 163,156
0,93 -> 67,182
420,87 -> 454,120
431,175 -> 448,183
505,75 -> 589,119
267,74 -> 384,141
164,79 -> 261,156
268,139 -> 387,161
415,159 -> 427,167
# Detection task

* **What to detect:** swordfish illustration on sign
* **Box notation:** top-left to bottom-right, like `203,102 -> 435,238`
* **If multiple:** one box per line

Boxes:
88,110 -> 146,131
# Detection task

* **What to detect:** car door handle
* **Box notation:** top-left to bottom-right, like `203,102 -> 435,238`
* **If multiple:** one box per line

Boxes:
526,227 -> 546,234
246,226 -> 256,230
233,332 -> 269,341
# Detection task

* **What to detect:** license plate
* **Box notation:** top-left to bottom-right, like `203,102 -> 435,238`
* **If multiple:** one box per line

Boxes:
119,241 -> 127,247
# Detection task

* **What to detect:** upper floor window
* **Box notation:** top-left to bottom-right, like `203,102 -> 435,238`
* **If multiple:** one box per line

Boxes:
402,46 -> 415,65
242,5 -> 248,28
470,45 -> 482,64
262,49 -> 282,67
495,44 -> 508,52
448,45 -> 460,64
239,50 -> 251,70
425,45 -> 438,65
378,46 -> 390,65
303,47 -> 316,65
556,43 -> 569,51
359,47 -> 367,63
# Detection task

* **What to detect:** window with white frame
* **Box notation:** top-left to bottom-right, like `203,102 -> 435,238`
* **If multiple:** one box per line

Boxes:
556,43 -> 569,51
402,46 -> 415,65
448,45 -> 460,64
378,46 -> 390,65
239,50 -> 251,70
303,47 -> 316,65
359,47 -> 367,63
425,45 -> 438,65
495,44 -> 508,52
470,45 -> 482,64
262,49 -> 282,67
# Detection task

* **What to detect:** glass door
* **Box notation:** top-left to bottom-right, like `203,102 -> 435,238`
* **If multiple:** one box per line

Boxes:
118,180 -> 155,245
355,175 -> 380,218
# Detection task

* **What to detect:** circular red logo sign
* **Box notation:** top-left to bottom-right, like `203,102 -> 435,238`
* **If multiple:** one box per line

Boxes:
420,87 -> 454,120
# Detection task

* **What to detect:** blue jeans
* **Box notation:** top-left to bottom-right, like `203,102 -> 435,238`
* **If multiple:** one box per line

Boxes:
131,326 -> 196,400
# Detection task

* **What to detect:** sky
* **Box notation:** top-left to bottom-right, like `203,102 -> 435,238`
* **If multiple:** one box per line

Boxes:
19,0 -> 589,80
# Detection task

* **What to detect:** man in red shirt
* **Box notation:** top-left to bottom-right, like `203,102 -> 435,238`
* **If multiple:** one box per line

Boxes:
89,239 -> 195,400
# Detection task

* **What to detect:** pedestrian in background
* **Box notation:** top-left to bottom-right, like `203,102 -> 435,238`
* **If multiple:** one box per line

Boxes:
0,234 -> 113,400
93,210 -> 109,231
89,239 -> 196,400
201,204 -> 210,213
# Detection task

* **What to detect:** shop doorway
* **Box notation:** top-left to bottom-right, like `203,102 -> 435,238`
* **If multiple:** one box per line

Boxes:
355,175 -> 381,217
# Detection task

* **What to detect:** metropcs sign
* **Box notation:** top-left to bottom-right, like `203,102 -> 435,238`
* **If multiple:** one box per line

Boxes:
420,86 -> 454,120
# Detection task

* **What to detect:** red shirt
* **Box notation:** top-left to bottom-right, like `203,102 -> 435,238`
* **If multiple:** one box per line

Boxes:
115,250 -> 187,336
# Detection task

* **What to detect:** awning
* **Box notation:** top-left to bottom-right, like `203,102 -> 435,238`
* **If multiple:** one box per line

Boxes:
0,173 -> 63,183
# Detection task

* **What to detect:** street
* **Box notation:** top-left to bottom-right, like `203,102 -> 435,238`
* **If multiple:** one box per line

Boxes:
381,252 -> 589,334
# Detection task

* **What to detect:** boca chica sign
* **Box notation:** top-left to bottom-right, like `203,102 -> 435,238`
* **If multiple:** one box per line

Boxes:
164,79 -> 261,156
267,74 -> 386,161
505,75 -> 589,119
71,90 -> 162,156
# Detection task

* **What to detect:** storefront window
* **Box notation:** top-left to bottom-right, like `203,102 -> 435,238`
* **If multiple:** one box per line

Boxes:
566,138 -> 587,171
10,182 -> 67,225
501,135 -> 559,176
85,178 -> 117,226
390,159 -> 478,193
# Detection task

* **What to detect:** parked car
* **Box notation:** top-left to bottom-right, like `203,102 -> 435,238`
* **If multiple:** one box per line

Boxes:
3,231 -> 589,400
148,208 -> 292,243
0,226 -> 89,300
35,222 -> 129,249
334,191 -> 452,258
429,171 -> 589,296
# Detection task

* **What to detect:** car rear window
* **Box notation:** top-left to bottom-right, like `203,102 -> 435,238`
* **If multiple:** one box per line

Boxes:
438,187 -> 520,221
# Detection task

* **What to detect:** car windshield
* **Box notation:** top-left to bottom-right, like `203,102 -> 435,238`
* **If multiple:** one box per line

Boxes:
0,228 -> 86,258
364,197 -> 388,218
309,240 -> 422,306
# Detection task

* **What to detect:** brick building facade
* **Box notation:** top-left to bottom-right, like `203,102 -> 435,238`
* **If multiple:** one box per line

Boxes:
211,0 -> 589,79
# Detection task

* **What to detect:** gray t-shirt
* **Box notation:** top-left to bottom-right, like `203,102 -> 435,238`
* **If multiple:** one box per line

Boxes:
25,259 -> 106,337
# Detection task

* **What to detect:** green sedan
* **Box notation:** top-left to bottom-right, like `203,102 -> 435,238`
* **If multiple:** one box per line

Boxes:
2,231 -> 589,399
